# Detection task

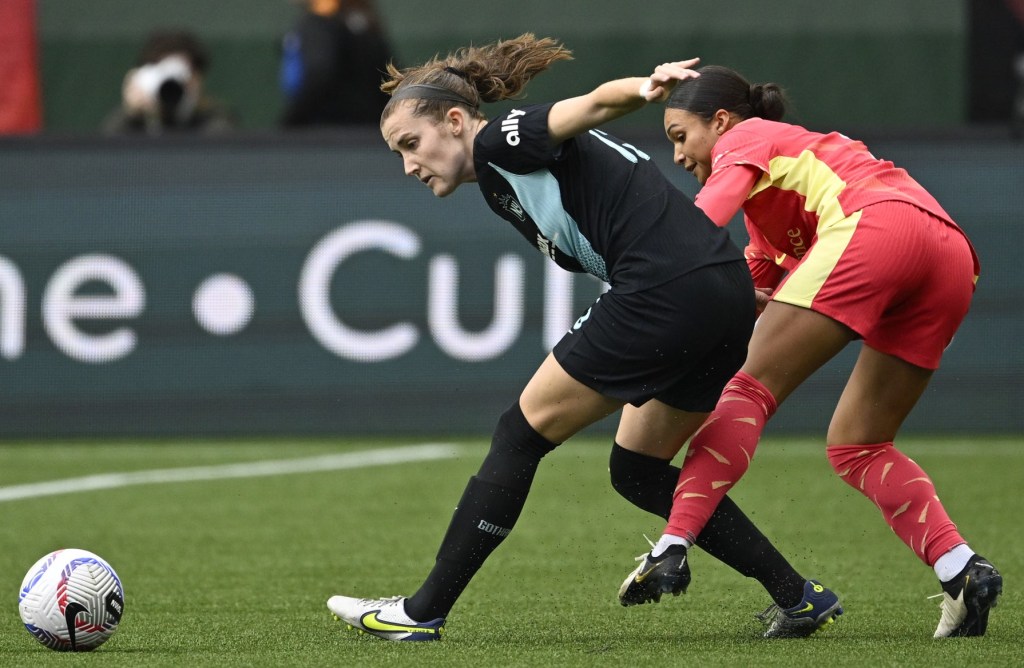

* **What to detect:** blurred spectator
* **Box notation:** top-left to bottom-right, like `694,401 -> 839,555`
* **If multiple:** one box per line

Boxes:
102,30 -> 237,136
967,0 -> 1024,127
1015,53 -> 1024,138
279,0 -> 394,127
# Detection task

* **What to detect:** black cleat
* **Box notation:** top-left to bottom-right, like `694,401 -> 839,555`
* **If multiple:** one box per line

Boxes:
933,555 -> 1002,638
618,543 -> 690,606
757,580 -> 843,638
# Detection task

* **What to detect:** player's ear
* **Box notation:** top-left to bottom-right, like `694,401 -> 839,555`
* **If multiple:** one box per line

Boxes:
447,106 -> 466,136
716,109 -> 741,135
712,109 -> 733,135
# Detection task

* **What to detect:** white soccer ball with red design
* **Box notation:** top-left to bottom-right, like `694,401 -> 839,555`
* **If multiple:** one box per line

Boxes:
18,549 -> 125,651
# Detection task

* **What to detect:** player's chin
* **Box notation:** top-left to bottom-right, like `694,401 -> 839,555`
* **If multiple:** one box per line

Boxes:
432,181 -> 458,198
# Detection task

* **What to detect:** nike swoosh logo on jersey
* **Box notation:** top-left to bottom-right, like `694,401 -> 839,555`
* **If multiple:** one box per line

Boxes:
774,253 -> 787,264
361,611 -> 439,635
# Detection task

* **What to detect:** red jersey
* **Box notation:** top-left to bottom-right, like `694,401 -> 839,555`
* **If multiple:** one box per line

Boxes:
694,118 -> 979,289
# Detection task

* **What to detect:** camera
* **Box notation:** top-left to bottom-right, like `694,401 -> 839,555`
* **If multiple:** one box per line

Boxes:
130,55 -> 194,121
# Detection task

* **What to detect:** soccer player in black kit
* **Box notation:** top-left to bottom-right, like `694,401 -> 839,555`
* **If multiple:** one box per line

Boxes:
327,34 -> 842,640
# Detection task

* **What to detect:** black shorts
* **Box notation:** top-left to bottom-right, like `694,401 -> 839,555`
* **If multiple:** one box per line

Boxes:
553,260 -> 754,413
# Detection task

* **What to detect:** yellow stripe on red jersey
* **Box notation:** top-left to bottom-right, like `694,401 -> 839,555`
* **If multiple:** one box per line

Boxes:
702,118 -> 979,279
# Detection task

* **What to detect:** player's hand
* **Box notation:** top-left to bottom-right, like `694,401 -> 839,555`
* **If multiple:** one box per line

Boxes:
754,287 -> 773,315
640,57 -> 701,102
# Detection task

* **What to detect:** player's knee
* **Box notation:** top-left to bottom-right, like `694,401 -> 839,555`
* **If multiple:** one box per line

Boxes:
477,403 -> 558,490
826,444 -> 856,477
608,442 -> 642,494
608,442 -> 674,518
488,402 -> 558,460
719,371 -> 778,420
826,442 -> 890,480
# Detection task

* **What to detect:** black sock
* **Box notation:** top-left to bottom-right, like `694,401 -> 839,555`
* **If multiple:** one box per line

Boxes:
405,403 -> 557,621
404,476 -> 527,621
609,443 -> 806,608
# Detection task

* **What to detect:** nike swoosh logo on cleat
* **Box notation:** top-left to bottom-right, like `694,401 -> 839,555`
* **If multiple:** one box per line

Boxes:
634,555 -> 685,584
633,563 -> 659,584
793,602 -> 814,614
361,612 -> 438,635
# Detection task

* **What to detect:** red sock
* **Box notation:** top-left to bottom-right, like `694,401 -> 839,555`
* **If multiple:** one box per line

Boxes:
827,442 -> 964,565
666,372 -> 777,542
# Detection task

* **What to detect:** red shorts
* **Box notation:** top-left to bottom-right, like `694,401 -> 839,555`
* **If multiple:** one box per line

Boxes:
772,201 -> 977,369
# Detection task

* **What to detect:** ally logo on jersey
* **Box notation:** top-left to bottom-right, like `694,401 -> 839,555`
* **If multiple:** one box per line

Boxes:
500,109 -> 525,146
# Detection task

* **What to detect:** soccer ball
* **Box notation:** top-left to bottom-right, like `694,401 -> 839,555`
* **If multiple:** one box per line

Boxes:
18,549 -> 125,652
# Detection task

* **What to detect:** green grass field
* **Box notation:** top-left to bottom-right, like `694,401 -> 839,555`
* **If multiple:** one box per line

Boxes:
0,435 -> 1020,667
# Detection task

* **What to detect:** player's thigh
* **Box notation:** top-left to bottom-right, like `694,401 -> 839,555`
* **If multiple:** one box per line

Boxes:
827,345 -> 933,445
615,400 -> 709,460
519,352 -> 624,444
741,301 -> 856,404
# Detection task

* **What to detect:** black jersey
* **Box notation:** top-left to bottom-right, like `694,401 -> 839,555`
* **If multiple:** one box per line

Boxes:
474,102 -> 741,293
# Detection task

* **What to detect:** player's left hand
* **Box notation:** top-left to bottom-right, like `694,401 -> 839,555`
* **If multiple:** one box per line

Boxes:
754,287 -> 773,315
641,58 -> 701,102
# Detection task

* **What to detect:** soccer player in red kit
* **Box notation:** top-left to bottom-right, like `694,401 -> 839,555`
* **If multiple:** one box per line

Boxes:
616,63 -> 1002,638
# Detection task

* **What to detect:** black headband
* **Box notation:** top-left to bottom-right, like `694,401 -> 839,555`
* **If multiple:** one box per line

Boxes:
390,83 -> 477,108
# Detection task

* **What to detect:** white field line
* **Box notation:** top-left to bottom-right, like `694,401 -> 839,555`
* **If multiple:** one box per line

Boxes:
0,443 -> 463,504
1,440 -> 1017,504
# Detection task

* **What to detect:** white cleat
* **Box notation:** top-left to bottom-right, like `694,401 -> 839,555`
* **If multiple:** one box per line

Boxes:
326,595 -> 445,642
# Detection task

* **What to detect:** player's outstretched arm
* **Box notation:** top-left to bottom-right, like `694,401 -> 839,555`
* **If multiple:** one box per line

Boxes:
546,57 -> 699,144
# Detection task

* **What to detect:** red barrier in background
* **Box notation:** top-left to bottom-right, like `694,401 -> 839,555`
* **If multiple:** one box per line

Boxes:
0,0 -> 43,134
